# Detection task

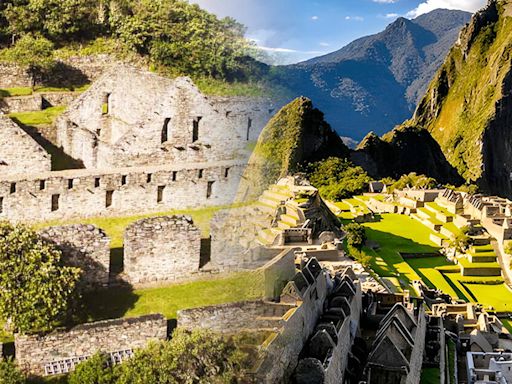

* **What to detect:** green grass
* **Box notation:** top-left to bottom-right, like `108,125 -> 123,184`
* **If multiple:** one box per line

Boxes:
420,368 -> 440,384
9,106 -> 66,126
0,85 -> 89,98
447,339 -> 456,384
81,271 -> 264,322
0,87 -> 33,97
36,205 -> 233,248
194,77 -> 266,97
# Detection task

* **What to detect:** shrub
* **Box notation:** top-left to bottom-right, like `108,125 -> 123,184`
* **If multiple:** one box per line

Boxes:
0,358 -> 25,384
69,353 -> 117,384
344,223 -> 367,249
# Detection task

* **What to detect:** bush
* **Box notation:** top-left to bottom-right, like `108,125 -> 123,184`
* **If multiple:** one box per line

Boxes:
0,358 -> 25,384
307,157 -> 371,201
344,223 -> 367,249
69,353 -> 117,384
387,172 -> 437,192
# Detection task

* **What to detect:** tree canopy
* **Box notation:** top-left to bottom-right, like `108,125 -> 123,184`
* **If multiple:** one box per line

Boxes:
0,0 -> 261,82
0,222 -> 80,333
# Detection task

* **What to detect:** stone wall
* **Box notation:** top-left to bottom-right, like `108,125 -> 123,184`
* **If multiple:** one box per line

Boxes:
56,66 -> 275,169
0,161 -> 244,223
0,92 -> 78,114
178,300 -> 293,333
0,117 -> 51,176
15,314 -> 167,376
123,216 -> 201,285
0,55 -> 114,89
39,225 -> 110,288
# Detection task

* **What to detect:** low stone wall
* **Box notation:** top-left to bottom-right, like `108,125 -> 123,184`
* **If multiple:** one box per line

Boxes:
0,95 -> 43,113
15,314 -> 167,376
39,225 -> 110,288
123,215 -> 201,285
0,63 -> 32,88
178,300 -> 292,333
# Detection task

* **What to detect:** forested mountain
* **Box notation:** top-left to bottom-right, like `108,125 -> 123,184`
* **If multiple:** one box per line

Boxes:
271,9 -> 471,140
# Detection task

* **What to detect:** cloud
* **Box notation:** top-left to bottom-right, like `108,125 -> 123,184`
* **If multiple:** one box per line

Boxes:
345,16 -> 365,21
373,0 -> 398,3
311,15 -> 319,20
385,13 -> 400,18
407,0 -> 486,17
257,46 -> 323,55
319,42 -> 330,47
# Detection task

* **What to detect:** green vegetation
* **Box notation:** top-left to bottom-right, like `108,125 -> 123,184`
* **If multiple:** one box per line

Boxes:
0,85 -> 89,98
0,222 -> 80,333
9,106 -> 66,126
0,0 -> 265,86
307,157 -> 371,201
413,2 -> 512,182
66,328 -> 252,384
344,223 -> 367,249
0,358 -> 25,384
385,173 -> 436,192
81,272 -> 263,322
420,368 -> 440,384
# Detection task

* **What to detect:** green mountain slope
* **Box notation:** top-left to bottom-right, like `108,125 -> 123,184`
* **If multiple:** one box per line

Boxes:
412,0 -> 512,194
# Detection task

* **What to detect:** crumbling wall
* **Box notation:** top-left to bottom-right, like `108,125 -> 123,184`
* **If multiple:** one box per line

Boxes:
15,314 -> 167,376
39,225 -> 110,288
0,117 -> 51,176
0,162 -> 244,223
123,216 -> 201,285
56,66 -> 275,169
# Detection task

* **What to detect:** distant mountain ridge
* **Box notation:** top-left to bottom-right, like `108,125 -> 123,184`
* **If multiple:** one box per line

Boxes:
272,9 -> 472,140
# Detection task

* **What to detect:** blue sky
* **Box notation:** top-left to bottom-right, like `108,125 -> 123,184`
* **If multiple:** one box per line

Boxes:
192,0 -> 486,64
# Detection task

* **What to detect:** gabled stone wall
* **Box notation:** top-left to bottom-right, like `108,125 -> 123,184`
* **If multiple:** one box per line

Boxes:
0,117 -> 51,176
123,215 -> 201,285
39,225 -> 111,288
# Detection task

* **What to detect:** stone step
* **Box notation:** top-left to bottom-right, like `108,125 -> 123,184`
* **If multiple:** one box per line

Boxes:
424,204 -> 440,215
257,228 -> 280,245
280,214 -> 299,226
262,189 -> 292,203
257,197 -> 280,210
278,221 -> 293,230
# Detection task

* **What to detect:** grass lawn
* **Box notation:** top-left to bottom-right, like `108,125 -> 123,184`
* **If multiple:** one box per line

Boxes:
420,368 -> 440,384
81,271 -> 264,322
0,85 -> 89,98
9,106 -> 66,126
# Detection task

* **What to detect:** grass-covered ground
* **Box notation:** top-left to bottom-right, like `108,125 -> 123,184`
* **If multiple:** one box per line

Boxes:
9,106 -> 66,126
348,211 -> 512,312
420,368 -> 441,384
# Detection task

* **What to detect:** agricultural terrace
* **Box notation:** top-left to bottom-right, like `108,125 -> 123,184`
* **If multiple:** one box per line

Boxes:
337,196 -> 512,313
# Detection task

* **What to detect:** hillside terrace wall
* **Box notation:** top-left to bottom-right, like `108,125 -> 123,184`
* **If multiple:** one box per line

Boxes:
56,66 -> 275,169
15,314 -> 167,376
123,216 -> 201,285
39,225 -> 110,288
0,92 -> 78,113
0,117 -> 51,176
0,161 -> 244,223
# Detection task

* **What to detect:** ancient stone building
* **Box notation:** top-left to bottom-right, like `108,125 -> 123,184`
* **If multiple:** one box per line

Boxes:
0,116 -> 51,176
15,314 -> 167,376
39,225 -> 111,288
0,161 -> 244,222
56,66 -> 274,169
123,215 -> 201,285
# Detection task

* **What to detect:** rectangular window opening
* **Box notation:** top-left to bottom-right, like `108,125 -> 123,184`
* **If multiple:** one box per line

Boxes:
157,185 -> 165,203
10,183 -> 16,194
102,93 -> 111,115
106,190 -> 114,208
192,117 -> 202,142
0,197 -> 3,214
161,118 -> 171,144
207,181 -> 214,199
198,169 -> 204,179
224,168 -> 230,178
121,175 -> 127,186
39,180 -> 46,190
51,194 -> 60,212
67,179 -> 74,190
94,178 -> 101,188
147,174 -> 152,183
246,117 -> 252,141
172,171 -> 177,182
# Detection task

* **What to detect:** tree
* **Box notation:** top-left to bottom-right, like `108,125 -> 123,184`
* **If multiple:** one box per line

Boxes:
69,353 -> 117,384
0,222 -> 81,333
307,157 -> 372,201
0,358 -> 25,384
449,226 -> 471,258
5,35 -> 55,87
115,328 -> 249,384
344,223 -> 367,250
388,173 -> 437,192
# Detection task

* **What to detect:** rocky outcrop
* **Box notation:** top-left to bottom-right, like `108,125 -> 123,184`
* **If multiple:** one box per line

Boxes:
352,126 -> 463,184
238,97 -> 349,200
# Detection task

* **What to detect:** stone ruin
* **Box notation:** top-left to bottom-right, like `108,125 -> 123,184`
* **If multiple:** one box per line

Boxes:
0,116 -> 51,176
39,224 -> 110,288
123,215 -> 201,285
56,65 -> 274,169
15,314 -> 167,376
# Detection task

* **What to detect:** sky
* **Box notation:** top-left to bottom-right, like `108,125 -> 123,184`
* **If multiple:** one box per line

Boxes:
191,0 -> 487,64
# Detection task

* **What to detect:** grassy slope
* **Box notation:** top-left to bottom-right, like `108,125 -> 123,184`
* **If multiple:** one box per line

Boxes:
416,4 -> 512,181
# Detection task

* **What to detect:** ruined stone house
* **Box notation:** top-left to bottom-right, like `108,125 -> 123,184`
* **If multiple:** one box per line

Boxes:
56,65 -> 275,169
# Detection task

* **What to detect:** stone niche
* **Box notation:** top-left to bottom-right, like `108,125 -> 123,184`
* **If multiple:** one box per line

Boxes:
123,215 -> 201,285
39,224 -> 111,288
